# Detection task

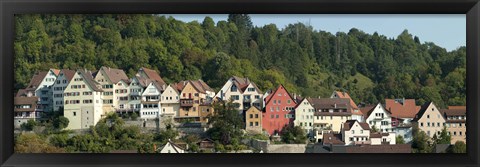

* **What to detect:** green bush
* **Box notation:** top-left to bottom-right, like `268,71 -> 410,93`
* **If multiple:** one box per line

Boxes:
21,119 -> 37,131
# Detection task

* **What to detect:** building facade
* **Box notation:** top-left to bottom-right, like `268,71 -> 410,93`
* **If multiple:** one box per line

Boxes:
52,69 -> 76,112
245,106 -> 263,134
215,76 -> 263,112
94,66 -> 129,115
330,91 -> 363,122
413,102 -> 446,138
364,103 -> 393,133
64,69 -> 104,130
294,98 -> 315,137
140,82 -> 162,119
441,106 -> 466,144
262,85 -> 297,136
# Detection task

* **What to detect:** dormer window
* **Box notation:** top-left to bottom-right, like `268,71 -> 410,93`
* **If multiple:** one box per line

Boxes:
231,85 -> 237,92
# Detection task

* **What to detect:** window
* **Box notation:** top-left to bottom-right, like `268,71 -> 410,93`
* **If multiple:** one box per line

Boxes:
232,95 -> 239,100
352,130 -> 355,134
250,122 -> 253,126
255,114 -> 258,118
437,122 -> 440,127
230,85 -> 238,92
248,88 -> 255,92
350,137 -> 354,142
271,115 -> 274,118
273,100 -> 276,104
255,95 -> 260,99
250,114 -> 253,118
420,123 -> 424,127
255,122 -> 259,126
427,115 -> 430,119
278,100 -> 281,104
287,100 -> 291,104
276,115 -> 279,118
73,112 -> 76,116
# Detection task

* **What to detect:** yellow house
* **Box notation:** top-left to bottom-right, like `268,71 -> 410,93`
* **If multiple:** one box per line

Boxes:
177,80 -> 215,123
245,106 -> 263,134
310,98 -> 352,142
413,102 -> 446,138
94,67 -> 129,115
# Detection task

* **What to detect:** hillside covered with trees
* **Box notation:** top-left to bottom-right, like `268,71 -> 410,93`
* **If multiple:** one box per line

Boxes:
14,14 -> 466,108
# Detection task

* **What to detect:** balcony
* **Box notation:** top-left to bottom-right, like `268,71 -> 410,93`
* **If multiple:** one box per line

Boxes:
130,92 -> 141,96
180,99 -> 194,107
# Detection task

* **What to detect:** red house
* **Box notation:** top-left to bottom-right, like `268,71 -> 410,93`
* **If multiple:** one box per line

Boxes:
262,85 -> 297,136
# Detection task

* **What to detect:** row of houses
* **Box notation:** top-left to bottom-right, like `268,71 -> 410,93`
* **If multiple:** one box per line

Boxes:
243,85 -> 466,145
13,67 -> 466,146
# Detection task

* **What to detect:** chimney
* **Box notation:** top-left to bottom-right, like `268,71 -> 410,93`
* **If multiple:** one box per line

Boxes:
334,103 -> 337,108
403,97 -> 406,106
293,93 -> 296,100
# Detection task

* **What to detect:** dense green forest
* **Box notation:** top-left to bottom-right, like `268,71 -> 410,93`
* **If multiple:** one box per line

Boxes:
14,14 -> 466,108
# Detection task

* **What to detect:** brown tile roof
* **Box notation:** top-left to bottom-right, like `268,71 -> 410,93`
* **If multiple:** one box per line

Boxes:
345,144 -> 411,153
190,80 -> 214,94
26,71 -> 48,90
60,69 -> 76,82
322,133 -> 345,145
78,69 -> 103,92
448,106 -> 466,110
14,97 -> 38,112
359,105 -> 376,117
229,76 -> 262,94
139,67 -> 166,86
174,81 -> 189,92
441,109 -> 466,117
385,99 -> 419,118
343,120 -> 370,131
307,98 -> 352,116
100,66 -> 129,84
370,133 -> 382,138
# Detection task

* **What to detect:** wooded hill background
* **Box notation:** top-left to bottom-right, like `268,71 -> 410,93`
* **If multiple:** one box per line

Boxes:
14,14 -> 466,108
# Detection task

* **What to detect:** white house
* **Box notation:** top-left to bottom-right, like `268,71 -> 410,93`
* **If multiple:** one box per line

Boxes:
215,76 -> 263,112
370,132 -> 396,145
342,120 -> 371,145
52,69 -> 76,112
294,98 -> 315,138
364,103 -> 393,133
160,84 -> 180,118
158,139 -> 185,153
19,69 -> 59,113
64,69 -> 104,130
140,81 -> 163,119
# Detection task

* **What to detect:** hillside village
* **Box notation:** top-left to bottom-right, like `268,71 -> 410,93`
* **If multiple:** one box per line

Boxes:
14,67 -> 466,153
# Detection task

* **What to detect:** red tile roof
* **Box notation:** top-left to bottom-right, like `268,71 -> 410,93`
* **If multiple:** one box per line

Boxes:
51,69 -> 61,76
264,84 -> 296,106
334,91 -> 358,109
385,99 -> 420,118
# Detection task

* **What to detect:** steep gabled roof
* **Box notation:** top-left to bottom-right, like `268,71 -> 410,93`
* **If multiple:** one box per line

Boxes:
51,69 -> 61,76
78,69 -> 103,92
189,80 -> 214,94
26,71 -> 48,90
365,103 -> 391,118
158,140 -> 185,153
60,69 -> 76,83
139,67 -> 166,86
385,99 -> 419,118
99,66 -> 129,84
265,84 -> 296,105
412,102 -> 433,122
333,91 -> 358,109
308,98 -> 351,111
343,120 -> 370,131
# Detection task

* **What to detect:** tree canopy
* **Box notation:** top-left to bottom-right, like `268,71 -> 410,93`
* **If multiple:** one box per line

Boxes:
15,14 -> 466,107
